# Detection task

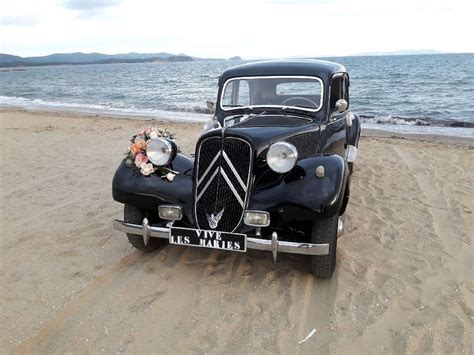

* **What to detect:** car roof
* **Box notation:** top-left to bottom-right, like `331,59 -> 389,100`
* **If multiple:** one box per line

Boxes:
220,59 -> 346,83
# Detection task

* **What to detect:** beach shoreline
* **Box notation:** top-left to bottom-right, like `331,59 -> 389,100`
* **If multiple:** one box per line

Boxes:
2,106 -> 473,145
1,108 -> 472,353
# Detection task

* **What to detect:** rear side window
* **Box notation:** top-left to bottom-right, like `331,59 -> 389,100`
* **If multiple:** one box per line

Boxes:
330,73 -> 349,111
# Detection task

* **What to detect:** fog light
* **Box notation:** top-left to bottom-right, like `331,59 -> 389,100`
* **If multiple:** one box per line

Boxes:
158,205 -> 183,221
244,210 -> 270,227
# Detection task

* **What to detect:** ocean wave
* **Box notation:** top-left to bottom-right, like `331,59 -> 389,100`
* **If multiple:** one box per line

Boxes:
359,114 -> 474,128
1,95 -> 473,138
0,95 -> 211,122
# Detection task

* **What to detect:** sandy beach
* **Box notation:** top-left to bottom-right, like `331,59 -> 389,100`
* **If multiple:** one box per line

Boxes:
0,108 -> 472,353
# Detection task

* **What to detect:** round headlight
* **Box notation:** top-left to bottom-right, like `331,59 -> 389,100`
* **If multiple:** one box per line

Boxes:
266,142 -> 298,173
146,138 -> 175,166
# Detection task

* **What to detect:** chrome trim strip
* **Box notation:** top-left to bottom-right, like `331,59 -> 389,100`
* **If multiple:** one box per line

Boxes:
220,75 -> 325,113
196,168 -> 219,202
220,168 -> 245,207
223,137 -> 253,232
346,145 -> 358,163
271,232 -> 278,262
222,151 -> 247,192
246,236 -> 329,256
142,218 -> 151,246
197,151 -> 221,187
329,155 -> 346,206
113,219 -> 169,239
113,219 -> 329,256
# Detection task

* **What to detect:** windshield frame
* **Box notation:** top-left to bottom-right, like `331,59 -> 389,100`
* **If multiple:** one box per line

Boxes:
219,75 -> 325,113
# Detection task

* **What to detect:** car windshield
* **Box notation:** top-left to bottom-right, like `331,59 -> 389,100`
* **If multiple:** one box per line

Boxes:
220,76 -> 323,112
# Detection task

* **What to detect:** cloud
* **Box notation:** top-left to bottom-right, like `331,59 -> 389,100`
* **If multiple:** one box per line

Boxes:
0,15 -> 38,26
267,0 -> 334,4
1,0 -> 473,57
63,0 -> 122,11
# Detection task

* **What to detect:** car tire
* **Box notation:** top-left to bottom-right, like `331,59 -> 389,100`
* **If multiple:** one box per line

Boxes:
124,204 -> 167,252
310,214 -> 338,278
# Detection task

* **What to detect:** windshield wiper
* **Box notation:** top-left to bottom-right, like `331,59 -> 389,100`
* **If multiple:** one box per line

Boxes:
281,106 -> 314,118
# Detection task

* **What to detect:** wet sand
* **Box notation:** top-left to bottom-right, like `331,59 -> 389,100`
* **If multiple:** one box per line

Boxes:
1,108 -> 472,353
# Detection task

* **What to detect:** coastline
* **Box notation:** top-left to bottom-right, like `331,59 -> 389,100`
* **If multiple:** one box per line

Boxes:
1,108 -> 472,353
1,106 -> 473,145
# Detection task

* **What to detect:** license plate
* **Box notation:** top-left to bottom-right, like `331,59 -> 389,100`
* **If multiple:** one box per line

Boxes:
169,226 -> 247,252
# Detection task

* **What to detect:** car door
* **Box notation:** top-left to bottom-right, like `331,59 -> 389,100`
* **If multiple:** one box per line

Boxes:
322,73 -> 348,157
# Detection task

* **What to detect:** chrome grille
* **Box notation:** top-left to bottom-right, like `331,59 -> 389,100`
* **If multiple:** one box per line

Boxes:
194,136 -> 252,232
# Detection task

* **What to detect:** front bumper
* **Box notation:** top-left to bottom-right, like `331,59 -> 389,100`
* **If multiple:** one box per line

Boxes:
112,219 -> 329,262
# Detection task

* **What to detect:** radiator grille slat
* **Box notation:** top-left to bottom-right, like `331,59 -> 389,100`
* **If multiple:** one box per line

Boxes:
194,136 -> 252,232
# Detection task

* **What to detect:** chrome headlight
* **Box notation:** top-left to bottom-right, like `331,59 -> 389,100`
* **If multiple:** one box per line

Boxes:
146,138 -> 175,166
266,142 -> 298,173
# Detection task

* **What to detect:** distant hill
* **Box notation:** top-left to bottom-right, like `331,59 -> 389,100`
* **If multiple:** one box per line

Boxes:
0,51 -> 221,67
353,49 -> 446,56
0,53 -> 23,63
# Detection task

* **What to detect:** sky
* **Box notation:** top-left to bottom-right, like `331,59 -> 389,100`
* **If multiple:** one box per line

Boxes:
0,0 -> 473,58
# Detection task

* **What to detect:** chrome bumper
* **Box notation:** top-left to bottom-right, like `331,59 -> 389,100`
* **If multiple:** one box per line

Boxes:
112,219 -> 329,262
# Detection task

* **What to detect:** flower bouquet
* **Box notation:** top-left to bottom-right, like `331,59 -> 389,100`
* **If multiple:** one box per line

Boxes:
125,127 -> 179,181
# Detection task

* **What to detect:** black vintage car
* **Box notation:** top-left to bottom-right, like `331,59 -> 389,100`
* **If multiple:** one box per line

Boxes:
112,59 -> 360,277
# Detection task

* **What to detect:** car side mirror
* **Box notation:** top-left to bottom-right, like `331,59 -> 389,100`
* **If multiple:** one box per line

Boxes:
206,100 -> 215,113
334,99 -> 348,113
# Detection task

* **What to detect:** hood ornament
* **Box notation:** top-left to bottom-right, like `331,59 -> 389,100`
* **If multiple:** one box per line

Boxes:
206,208 -> 224,229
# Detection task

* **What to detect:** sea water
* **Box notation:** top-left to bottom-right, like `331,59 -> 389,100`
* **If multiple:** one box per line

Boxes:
1,53 -> 473,137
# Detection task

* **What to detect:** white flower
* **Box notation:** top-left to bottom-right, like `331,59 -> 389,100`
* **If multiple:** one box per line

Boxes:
140,163 -> 155,176
166,172 -> 176,182
149,131 -> 159,139
134,136 -> 145,144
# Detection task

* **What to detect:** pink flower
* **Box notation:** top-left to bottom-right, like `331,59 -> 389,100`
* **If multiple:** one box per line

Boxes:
140,163 -> 155,176
134,153 -> 148,168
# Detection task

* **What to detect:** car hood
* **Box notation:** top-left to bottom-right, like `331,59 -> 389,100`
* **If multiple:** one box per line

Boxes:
223,123 -> 321,156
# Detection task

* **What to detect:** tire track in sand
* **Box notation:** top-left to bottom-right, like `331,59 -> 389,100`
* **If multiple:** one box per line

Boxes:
394,146 -> 472,299
12,251 -> 146,353
394,147 -> 470,263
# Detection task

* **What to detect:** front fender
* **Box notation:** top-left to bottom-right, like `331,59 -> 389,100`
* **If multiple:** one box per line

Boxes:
249,155 -> 347,219
112,153 -> 195,225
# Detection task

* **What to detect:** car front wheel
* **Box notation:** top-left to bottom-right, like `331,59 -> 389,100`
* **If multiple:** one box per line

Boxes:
310,214 -> 338,278
124,204 -> 167,252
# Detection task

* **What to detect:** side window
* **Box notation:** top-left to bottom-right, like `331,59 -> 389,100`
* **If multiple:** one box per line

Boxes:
330,74 -> 344,111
